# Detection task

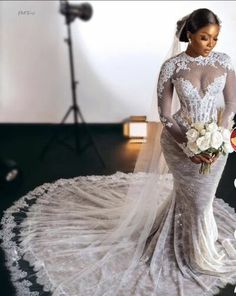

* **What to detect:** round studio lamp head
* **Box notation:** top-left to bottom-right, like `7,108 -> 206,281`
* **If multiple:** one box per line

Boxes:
0,158 -> 22,190
60,1 -> 93,23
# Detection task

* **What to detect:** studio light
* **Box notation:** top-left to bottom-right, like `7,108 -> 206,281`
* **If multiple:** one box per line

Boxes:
41,1 -> 105,167
60,0 -> 93,23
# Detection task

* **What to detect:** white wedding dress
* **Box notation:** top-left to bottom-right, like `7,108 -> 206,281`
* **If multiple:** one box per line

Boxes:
1,51 -> 236,296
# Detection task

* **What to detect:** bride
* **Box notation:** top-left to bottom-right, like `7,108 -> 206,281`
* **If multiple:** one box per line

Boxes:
1,8 -> 236,296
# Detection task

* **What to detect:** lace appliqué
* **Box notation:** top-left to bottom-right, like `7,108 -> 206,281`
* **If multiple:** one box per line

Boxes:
157,51 -> 236,158
182,51 -> 234,70
157,51 -> 232,100
158,106 -> 174,128
173,73 -> 226,100
160,117 -> 174,128
213,52 -> 235,71
171,74 -> 226,126
157,60 -> 176,99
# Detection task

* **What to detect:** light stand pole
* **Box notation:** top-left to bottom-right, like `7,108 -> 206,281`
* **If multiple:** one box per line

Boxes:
40,1 -> 105,168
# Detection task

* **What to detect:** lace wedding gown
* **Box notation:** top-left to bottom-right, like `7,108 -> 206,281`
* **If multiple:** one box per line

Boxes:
1,51 -> 236,296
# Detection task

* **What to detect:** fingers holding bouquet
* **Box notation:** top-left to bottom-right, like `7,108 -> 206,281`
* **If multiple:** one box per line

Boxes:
190,152 -> 219,165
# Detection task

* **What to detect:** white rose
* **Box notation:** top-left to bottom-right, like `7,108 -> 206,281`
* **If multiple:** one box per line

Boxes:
186,129 -> 199,143
206,122 -> 217,132
187,141 -> 201,154
204,131 -> 212,139
206,122 -> 218,132
200,129 -> 206,136
221,128 -> 231,143
196,135 -> 211,151
193,122 -> 205,132
211,131 -> 223,149
222,142 -> 234,153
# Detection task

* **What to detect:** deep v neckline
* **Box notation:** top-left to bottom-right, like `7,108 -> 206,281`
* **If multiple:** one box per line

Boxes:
172,74 -> 227,100
173,51 -> 227,99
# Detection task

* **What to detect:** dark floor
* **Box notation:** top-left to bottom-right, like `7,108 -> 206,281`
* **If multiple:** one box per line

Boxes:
0,123 -> 235,296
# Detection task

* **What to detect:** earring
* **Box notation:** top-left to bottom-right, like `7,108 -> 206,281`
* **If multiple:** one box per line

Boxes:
188,38 -> 191,44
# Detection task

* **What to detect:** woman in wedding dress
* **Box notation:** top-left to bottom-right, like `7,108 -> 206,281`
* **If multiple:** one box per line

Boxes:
1,7 -> 236,296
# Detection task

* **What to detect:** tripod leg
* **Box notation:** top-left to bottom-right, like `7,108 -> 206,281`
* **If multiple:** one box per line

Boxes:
61,106 -> 73,124
40,106 -> 74,160
75,108 -> 106,168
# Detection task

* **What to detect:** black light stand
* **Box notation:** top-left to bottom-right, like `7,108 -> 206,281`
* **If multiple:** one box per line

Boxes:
40,1 -> 105,168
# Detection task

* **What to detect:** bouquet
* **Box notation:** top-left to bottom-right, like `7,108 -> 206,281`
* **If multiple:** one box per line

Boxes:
184,108 -> 235,175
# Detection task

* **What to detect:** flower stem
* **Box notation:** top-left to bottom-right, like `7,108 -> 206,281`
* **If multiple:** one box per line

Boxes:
199,163 -> 211,175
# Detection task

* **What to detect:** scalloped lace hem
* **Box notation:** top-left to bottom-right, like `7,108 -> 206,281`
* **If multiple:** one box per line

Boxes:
0,171 -> 236,296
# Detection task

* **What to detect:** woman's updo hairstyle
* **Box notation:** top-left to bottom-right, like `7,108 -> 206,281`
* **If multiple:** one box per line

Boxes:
176,8 -> 221,42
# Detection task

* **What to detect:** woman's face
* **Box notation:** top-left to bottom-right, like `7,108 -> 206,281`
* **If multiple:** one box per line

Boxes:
187,24 -> 220,57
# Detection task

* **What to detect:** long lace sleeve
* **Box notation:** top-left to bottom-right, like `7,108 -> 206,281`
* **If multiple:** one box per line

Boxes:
221,56 -> 236,129
157,60 -> 194,157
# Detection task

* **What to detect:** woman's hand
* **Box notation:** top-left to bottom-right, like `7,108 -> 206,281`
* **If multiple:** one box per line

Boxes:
189,153 -> 219,164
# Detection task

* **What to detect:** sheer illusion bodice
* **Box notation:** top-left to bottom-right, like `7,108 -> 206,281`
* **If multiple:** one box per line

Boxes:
157,51 -> 236,155
0,51 -> 236,296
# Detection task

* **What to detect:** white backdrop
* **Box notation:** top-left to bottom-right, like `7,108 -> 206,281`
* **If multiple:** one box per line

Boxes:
0,1 -> 236,123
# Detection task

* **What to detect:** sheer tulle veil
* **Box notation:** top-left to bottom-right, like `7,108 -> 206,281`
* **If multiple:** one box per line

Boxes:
50,17 -> 190,296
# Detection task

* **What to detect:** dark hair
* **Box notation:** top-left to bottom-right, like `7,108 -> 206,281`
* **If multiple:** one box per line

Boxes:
176,8 -> 221,42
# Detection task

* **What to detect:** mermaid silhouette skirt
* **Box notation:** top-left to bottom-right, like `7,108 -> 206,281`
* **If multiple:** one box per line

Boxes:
0,126 -> 236,296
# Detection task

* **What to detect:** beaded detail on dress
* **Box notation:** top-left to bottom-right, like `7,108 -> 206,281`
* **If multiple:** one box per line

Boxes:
157,51 -> 236,156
